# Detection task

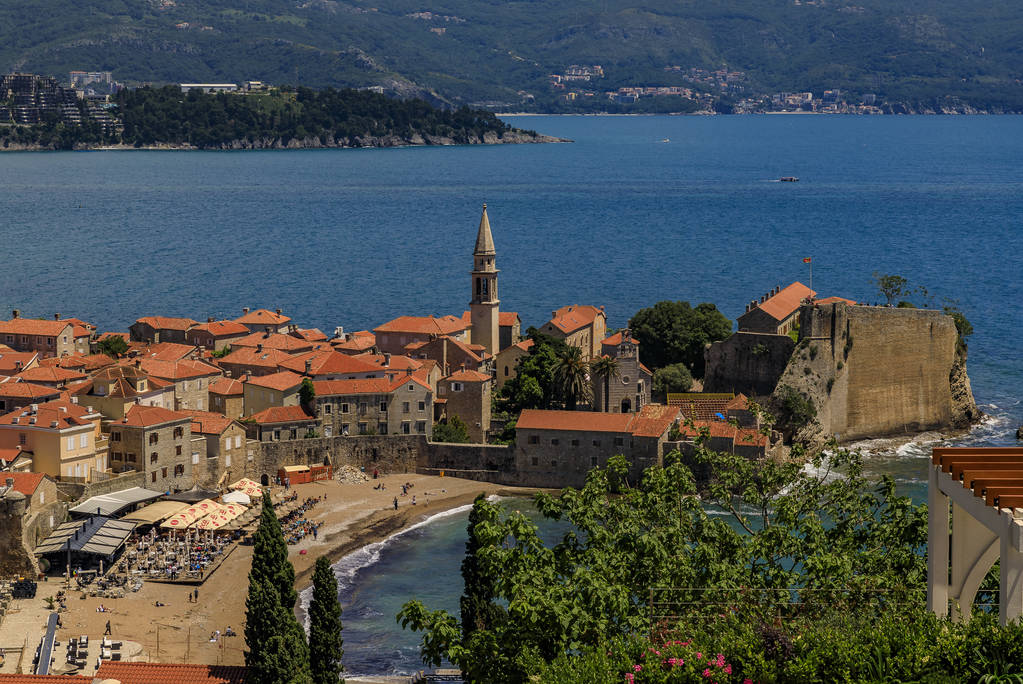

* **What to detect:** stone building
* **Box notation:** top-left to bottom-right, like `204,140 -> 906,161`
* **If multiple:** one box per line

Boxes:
217,345 -> 295,377
109,405 -> 198,491
332,330 -> 377,355
735,282 -> 815,335
73,365 -> 176,420
137,358 -> 222,411
246,406 -> 319,442
129,316 -> 199,344
405,335 -> 491,376
592,330 -> 652,414
0,381 -> 61,412
0,350 -> 39,375
495,339 -> 533,390
184,319 -> 250,351
183,410 -> 251,489
0,314 -> 79,358
277,349 -> 382,380
468,204 -> 501,356
243,371 -> 303,417
313,373 -> 433,438
232,330 -> 316,354
513,405 -> 679,487
209,376 -> 245,419
373,315 -> 470,355
539,305 -> 608,361
0,399 -> 108,482
437,370 -> 492,442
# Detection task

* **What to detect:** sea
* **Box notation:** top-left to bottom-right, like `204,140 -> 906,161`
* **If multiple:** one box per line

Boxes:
3,114 -> 1022,675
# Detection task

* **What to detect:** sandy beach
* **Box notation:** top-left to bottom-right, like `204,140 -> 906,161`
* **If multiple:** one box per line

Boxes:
1,473 -> 538,676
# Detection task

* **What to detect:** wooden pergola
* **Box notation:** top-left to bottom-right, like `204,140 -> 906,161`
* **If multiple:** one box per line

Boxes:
928,447 -> 1023,624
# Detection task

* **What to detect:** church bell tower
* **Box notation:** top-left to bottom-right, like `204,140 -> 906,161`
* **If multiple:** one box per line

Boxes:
470,204 -> 500,356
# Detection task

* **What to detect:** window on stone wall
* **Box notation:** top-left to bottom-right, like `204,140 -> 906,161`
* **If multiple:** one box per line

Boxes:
111,432 -> 121,442
592,440 -> 601,447
378,423 -> 388,435
528,435 -> 539,444
173,427 -> 183,439
174,464 -> 184,476
150,452 -> 158,464
571,439 -> 580,447
403,401 -> 410,413
380,401 -> 388,412
401,422 -> 411,434
416,421 -> 426,433
176,445 -> 182,456
531,456 -> 539,466
341,403 -> 350,413
551,438 -> 559,446
162,467 -> 168,478
149,433 -> 159,445
551,459 -> 557,467
418,401 -> 426,411
615,437 -> 624,447
591,456 -> 598,466
324,404 -> 332,414
152,472 -> 156,483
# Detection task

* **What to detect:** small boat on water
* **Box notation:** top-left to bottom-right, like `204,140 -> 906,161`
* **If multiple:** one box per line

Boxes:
660,138 -> 670,143
779,176 -> 799,182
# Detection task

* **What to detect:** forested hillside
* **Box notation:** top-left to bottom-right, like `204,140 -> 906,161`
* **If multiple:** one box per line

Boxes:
2,0 -> 1023,111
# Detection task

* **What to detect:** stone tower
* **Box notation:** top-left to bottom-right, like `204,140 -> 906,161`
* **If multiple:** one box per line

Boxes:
470,204 -> 500,356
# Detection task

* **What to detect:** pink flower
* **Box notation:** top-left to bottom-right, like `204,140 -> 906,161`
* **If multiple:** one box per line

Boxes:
743,679 -> 754,684
625,674 -> 634,684
634,665 -> 642,673
703,668 -> 712,678
696,652 -> 703,659
723,664 -> 732,674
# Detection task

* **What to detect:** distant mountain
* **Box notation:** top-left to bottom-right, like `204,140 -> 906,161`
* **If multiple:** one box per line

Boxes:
3,0 -> 1023,111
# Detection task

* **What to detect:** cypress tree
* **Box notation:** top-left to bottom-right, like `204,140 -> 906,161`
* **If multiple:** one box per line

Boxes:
251,491 -> 298,610
308,555 -> 344,684
459,494 -> 503,644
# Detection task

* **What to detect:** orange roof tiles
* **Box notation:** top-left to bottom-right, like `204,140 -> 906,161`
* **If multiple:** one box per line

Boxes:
279,349 -> 382,376
120,404 -> 190,428
15,366 -> 87,384
355,353 -> 423,371
546,305 -> 605,334
209,377 -> 244,396
445,369 -> 492,383
313,378 -> 393,396
631,404 -> 681,438
218,346 -> 294,369
142,342 -> 200,361
39,352 -> 115,372
674,420 -> 768,447
188,320 -> 250,337
461,311 -> 520,327
95,662 -> 247,684
292,328 -> 328,342
374,315 -> 469,336
0,399 -> 98,430
332,331 -> 376,352
248,405 -> 316,425
815,296 -> 857,306
182,410 -> 236,435
511,339 -> 534,352
668,393 -> 736,421
245,371 -> 303,391
0,318 -> 72,337
0,447 -> 24,463
136,358 -> 220,381
97,331 -> 129,342
235,309 -> 291,326
602,331 -> 640,347
517,409 -> 635,433
134,316 -> 198,331
0,381 -> 61,399
723,393 -> 751,411
232,332 -> 313,353
752,282 -> 815,322
3,472 -> 46,496
0,351 -> 39,374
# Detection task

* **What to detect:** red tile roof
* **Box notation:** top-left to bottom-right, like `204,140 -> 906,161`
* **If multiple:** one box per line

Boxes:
674,420 -> 768,447
374,315 -> 469,336
445,369 -> 492,383
750,282 -> 816,323
631,404 -> 681,438
248,405 -> 316,425
292,328 -> 328,342
95,662 -> 247,684
209,377 -> 245,396
182,410 -> 236,435
517,409 -> 635,433
219,346 -> 294,369
460,311 -> 520,327
332,331 -> 376,352
232,331 -> 313,353
355,353 -> 423,372
136,358 -> 221,381
39,352 -> 115,372
188,320 -> 250,337
602,331 -> 640,347
279,349 -> 382,376
667,393 -> 736,421
15,366 -> 87,384
313,378 -> 393,396
0,351 -> 39,374
97,331 -> 129,342
245,371 -> 303,392
3,472 -> 46,496
142,342 -> 200,361
546,305 -> 605,335
235,309 -> 291,326
0,399 -> 98,430
120,404 -> 190,428
510,339 -> 534,353
723,393 -> 751,411
134,316 -> 198,331
0,380 -> 62,399
815,296 -> 857,307
0,318 -> 72,336
0,447 -> 24,463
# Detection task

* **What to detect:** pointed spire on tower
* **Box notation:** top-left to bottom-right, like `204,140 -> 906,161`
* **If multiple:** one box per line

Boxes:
474,203 -> 496,256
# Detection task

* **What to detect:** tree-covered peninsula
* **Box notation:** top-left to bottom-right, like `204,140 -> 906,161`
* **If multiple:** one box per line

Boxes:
0,85 -> 561,151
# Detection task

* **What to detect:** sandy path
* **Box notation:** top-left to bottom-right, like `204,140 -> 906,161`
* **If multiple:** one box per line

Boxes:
42,474 -> 536,669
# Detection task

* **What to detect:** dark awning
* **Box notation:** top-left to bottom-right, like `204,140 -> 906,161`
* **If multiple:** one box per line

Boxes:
35,516 -> 136,556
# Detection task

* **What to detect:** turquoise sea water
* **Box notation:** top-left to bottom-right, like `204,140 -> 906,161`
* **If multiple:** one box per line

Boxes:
3,115 -> 1022,674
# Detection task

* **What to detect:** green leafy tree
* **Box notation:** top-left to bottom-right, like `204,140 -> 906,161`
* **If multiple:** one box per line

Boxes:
871,272 -> 910,306
308,556 -> 345,684
459,494 -> 506,646
300,378 -> 316,410
211,345 -> 232,359
943,303 -> 974,356
554,346 -> 591,410
589,356 -> 621,412
251,492 -> 297,610
498,329 -> 571,413
628,301 -> 732,377
433,415 -> 471,443
651,362 -> 693,398
97,335 -> 128,358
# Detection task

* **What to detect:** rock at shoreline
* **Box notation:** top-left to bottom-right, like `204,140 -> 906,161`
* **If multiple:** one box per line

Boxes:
1016,425 -> 1023,441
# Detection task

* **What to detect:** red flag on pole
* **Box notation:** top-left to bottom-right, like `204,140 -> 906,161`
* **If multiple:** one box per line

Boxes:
803,257 -> 812,263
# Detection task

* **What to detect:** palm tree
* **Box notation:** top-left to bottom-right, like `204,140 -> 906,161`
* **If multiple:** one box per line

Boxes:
589,355 -> 622,413
554,347 -> 591,410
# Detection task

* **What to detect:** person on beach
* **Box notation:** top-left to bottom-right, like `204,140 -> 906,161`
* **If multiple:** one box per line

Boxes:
104,620 -> 111,635
412,495 -> 416,506
393,497 -> 398,510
